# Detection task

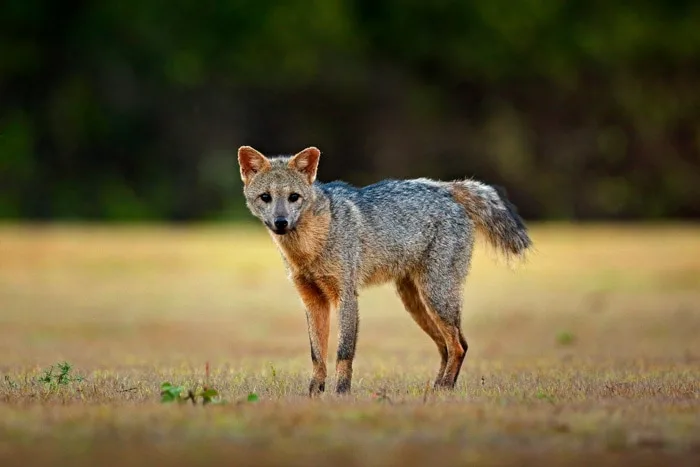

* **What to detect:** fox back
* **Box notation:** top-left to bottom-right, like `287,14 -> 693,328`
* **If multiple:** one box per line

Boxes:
316,178 -> 475,286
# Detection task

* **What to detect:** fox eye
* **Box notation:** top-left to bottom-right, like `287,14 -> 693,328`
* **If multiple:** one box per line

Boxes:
288,193 -> 300,202
260,193 -> 272,203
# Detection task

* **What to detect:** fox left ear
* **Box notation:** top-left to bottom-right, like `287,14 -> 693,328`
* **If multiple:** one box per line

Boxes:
238,146 -> 271,184
288,147 -> 321,184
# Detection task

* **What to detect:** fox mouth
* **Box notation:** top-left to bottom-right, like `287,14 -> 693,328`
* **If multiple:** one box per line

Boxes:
266,223 -> 294,236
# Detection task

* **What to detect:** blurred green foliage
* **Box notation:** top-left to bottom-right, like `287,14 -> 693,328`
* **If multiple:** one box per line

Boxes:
1,0 -> 699,220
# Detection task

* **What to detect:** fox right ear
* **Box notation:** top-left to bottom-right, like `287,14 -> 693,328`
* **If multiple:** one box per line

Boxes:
288,147 -> 321,184
238,146 -> 271,184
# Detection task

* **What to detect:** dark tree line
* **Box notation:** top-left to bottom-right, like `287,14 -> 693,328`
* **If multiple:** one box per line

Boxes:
1,0 -> 699,221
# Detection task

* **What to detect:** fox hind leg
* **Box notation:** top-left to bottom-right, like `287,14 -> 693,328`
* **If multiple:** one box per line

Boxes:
417,276 -> 468,389
395,276 -> 448,386
415,236 -> 471,389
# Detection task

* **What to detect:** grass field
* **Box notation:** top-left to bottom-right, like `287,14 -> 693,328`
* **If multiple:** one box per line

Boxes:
0,223 -> 699,466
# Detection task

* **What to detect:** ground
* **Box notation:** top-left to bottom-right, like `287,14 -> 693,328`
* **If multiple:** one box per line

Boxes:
0,223 -> 698,466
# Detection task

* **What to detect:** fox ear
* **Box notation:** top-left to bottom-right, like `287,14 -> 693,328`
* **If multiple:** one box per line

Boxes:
238,146 -> 271,184
288,147 -> 321,184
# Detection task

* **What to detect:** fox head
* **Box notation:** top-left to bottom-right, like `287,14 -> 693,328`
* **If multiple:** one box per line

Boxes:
237,146 -> 321,235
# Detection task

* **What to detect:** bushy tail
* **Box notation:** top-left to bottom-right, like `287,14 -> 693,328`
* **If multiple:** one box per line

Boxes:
449,180 -> 532,261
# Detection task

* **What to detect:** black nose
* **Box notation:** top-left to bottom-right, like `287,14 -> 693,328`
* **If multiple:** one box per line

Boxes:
274,218 -> 288,230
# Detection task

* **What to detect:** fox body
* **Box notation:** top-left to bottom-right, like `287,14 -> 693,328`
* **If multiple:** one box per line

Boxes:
238,146 -> 532,396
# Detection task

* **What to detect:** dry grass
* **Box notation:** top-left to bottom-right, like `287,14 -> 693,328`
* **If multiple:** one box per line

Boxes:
0,223 -> 699,466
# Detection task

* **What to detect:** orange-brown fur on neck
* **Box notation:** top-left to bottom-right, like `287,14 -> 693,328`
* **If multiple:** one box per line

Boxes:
275,209 -> 342,311
272,209 -> 331,274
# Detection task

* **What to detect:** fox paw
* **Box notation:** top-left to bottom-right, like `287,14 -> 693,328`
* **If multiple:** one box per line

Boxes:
308,379 -> 325,397
335,378 -> 352,395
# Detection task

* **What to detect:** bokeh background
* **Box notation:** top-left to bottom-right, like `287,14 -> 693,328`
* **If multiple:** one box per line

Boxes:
2,0 -> 699,222
1,4 -> 700,464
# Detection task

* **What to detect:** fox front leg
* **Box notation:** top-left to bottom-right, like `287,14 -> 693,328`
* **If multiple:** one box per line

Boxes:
335,290 -> 359,394
306,307 -> 330,396
294,276 -> 331,397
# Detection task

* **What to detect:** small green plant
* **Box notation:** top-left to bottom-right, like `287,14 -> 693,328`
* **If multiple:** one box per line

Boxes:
37,361 -> 84,391
160,382 -> 186,403
246,392 -> 259,402
160,381 -> 223,405
556,331 -> 575,346
160,363 -> 227,405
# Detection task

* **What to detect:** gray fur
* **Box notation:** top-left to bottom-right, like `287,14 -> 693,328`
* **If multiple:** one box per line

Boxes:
239,147 -> 532,395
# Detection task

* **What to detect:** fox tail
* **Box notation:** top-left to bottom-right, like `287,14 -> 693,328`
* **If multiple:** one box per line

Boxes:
449,180 -> 532,261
